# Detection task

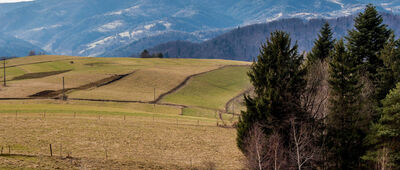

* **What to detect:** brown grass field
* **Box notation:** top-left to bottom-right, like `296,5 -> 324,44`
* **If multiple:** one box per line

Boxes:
0,112 -> 243,169
0,55 -> 251,169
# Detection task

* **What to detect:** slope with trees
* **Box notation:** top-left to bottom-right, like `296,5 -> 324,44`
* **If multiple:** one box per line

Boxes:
149,13 -> 400,61
238,4 -> 400,169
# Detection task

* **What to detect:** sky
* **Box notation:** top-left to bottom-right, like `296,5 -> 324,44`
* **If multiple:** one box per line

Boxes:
0,0 -> 34,3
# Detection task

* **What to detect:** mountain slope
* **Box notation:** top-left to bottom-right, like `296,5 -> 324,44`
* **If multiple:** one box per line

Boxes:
0,0 -> 398,57
0,33 -> 44,57
148,13 -> 400,61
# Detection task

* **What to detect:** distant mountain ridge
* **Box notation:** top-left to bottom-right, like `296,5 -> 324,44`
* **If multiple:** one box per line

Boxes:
0,33 -> 44,57
147,13 -> 400,61
0,0 -> 399,57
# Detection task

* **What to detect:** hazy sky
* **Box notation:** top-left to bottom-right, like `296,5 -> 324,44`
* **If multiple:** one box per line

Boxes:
0,0 -> 34,3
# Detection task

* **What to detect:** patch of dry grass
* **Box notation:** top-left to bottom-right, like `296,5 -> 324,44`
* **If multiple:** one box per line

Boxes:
0,113 -> 244,169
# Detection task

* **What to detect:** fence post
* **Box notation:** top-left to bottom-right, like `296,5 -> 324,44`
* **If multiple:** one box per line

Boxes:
105,149 -> 108,160
153,88 -> 156,109
49,144 -> 52,157
62,77 -> 65,100
3,57 -> 6,87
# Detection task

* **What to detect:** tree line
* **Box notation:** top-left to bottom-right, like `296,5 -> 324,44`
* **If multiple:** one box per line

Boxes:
132,49 -> 164,58
237,4 -> 400,169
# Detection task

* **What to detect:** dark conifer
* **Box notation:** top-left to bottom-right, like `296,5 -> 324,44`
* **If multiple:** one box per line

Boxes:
327,39 -> 364,169
364,82 -> 400,169
237,31 -> 306,152
346,4 -> 392,123
307,22 -> 335,64
346,4 -> 391,74
375,34 -> 400,101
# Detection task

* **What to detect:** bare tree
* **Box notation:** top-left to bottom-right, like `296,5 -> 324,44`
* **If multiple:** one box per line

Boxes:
375,145 -> 391,170
301,60 -> 328,169
302,60 -> 329,120
244,123 -> 287,170
289,119 -> 321,170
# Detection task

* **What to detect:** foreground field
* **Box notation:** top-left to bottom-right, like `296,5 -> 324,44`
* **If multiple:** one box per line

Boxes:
0,55 -> 251,169
0,113 -> 243,169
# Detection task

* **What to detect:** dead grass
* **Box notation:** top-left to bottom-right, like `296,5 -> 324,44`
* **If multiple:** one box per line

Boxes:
0,113 -> 244,169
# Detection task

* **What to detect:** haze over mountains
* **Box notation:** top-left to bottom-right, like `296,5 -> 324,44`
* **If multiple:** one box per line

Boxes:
0,0 -> 399,58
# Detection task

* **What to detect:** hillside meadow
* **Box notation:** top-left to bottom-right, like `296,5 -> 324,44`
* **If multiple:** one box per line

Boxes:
0,55 -> 251,169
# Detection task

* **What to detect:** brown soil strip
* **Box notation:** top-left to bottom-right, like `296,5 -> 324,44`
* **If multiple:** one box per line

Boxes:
29,71 -> 135,98
12,70 -> 71,81
154,65 -> 250,104
0,98 -> 37,100
84,62 -> 115,66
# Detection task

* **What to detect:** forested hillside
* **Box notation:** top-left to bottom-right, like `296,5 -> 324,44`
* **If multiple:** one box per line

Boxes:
148,13 -> 400,61
237,5 -> 400,169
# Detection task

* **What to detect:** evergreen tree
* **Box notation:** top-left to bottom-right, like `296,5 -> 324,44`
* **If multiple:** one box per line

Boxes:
376,34 -> 400,101
307,22 -> 335,64
327,39 -> 364,169
346,4 -> 391,75
237,31 -> 306,152
384,36 -> 400,79
346,4 -> 392,125
363,83 -> 400,169
140,49 -> 151,58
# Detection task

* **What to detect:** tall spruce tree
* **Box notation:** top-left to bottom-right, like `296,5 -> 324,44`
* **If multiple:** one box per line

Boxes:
346,4 -> 391,75
307,22 -> 335,64
327,39 -> 364,169
363,83 -> 400,169
346,4 -> 392,125
237,31 -> 306,152
376,34 -> 400,101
